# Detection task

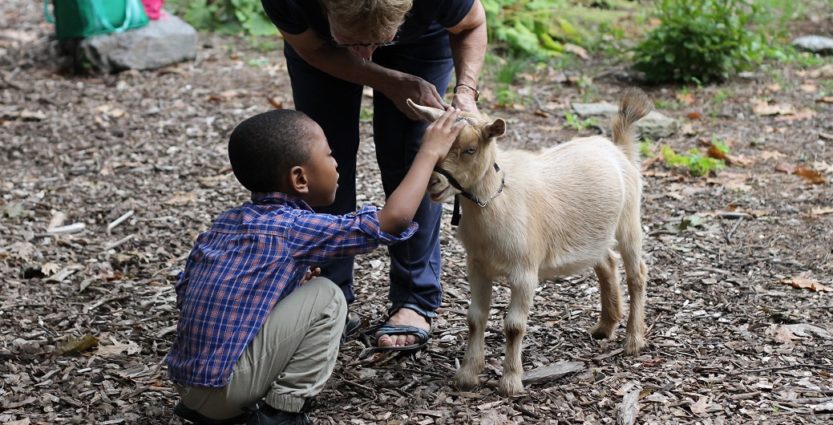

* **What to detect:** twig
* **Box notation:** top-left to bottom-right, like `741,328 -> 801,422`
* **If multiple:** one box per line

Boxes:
47,223 -> 86,235
83,294 -> 131,314
102,234 -> 135,251
514,403 -> 541,419
107,210 -> 134,234
729,364 -> 833,376
726,215 -> 744,242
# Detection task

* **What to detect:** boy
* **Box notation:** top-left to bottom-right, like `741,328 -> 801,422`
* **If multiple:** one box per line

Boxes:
167,106 -> 463,425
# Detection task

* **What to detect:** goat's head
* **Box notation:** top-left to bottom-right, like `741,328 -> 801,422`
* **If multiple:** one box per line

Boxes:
407,100 -> 506,203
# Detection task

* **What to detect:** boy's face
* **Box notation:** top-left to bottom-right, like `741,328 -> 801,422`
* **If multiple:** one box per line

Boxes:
301,123 -> 339,207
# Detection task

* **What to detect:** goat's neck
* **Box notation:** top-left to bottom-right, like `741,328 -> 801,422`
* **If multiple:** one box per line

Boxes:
464,148 -> 503,207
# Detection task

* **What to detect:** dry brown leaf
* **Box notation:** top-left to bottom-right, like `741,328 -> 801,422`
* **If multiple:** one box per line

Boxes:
752,99 -> 796,116
676,92 -> 695,105
781,276 -> 832,292
268,96 -> 284,109
706,143 -> 728,161
774,325 -> 797,344
776,108 -> 816,122
97,341 -> 142,356
794,166 -> 827,185
759,150 -> 786,161
774,163 -> 795,174
564,43 -> 589,60
818,96 -> 833,104
811,207 -> 833,217
690,396 -> 710,415
57,334 -> 99,356
686,111 -> 703,120
800,83 -> 817,93
165,191 -> 198,205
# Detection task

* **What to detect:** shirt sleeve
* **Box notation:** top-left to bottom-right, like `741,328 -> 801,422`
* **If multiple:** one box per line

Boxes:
287,205 -> 418,264
260,0 -> 308,35
435,0 -> 475,28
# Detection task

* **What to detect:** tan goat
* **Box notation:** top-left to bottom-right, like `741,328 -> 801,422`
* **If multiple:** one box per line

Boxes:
407,90 -> 652,396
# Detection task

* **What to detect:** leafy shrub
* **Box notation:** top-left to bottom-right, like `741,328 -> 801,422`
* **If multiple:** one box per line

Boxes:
167,0 -> 277,36
633,0 -> 763,84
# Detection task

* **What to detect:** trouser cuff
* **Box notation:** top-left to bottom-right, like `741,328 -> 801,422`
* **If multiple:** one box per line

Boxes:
265,393 -> 305,413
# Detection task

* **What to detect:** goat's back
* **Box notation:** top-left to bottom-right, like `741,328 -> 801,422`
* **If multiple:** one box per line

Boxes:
458,136 -> 640,277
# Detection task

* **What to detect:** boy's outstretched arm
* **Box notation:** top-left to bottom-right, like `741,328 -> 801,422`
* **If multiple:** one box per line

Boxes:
378,107 -> 465,235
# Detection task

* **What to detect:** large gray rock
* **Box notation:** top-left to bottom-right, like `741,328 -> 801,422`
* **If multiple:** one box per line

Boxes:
792,35 -> 833,55
571,102 -> 678,140
62,12 -> 197,72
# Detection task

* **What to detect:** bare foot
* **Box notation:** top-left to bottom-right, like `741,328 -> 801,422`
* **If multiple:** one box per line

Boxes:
376,307 -> 430,348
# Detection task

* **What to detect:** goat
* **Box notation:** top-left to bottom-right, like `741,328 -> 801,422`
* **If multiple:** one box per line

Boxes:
407,90 -> 652,396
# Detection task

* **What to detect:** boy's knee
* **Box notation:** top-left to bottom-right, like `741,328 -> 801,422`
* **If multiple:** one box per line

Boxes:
307,277 -> 347,320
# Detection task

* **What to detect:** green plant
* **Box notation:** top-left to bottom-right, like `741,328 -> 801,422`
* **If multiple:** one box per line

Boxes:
167,0 -> 277,36
633,0 -> 764,84
564,111 -> 598,131
639,140 -> 655,158
661,145 -> 725,176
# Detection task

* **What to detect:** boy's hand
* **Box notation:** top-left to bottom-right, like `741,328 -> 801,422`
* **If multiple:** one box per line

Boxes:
302,267 -> 321,284
420,107 -> 465,162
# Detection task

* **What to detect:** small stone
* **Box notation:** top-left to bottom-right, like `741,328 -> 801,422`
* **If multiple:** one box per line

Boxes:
792,35 -> 833,55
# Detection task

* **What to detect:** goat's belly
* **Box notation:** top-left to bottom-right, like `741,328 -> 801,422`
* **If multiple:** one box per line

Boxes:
539,259 -> 598,279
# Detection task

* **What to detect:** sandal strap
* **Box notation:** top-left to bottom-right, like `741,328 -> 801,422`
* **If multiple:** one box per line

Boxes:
387,302 -> 437,322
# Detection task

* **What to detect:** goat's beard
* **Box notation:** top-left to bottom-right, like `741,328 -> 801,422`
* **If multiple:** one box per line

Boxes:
427,173 -> 458,203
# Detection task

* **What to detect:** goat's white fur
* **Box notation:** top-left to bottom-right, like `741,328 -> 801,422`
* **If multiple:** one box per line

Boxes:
408,90 -> 651,396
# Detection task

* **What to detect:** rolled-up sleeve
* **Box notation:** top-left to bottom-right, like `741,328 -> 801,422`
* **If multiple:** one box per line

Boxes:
288,205 -> 418,264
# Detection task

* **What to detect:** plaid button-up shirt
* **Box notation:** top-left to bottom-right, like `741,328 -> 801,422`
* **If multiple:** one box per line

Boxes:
166,192 -> 417,387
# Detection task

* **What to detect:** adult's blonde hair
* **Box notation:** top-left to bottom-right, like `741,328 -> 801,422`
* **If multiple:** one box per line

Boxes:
323,0 -> 413,41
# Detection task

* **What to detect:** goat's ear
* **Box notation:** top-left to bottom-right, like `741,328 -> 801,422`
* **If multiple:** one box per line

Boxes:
406,99 -> 444,122
484,118 -> 506,140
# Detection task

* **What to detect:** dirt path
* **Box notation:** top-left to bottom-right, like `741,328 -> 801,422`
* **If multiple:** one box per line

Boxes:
2,1 -> 832,424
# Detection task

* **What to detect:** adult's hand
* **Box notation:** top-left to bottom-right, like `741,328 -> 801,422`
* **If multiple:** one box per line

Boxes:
384,73 -> 448,120
452,89 -> 479,114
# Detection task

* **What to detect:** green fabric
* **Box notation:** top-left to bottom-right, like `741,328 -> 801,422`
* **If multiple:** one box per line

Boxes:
46,0 -> 149,40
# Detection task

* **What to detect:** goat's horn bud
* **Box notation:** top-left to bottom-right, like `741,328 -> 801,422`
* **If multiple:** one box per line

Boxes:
406,98 -> 445,122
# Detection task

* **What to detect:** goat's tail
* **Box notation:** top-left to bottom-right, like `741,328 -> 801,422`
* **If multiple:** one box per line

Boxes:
612,88 -> 653,163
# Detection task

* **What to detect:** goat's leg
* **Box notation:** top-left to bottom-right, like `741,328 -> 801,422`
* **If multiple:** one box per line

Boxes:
619,218 -> 648,354
590,250 -> 623,340
454,265 -> 493,391
499,270 -> 537,396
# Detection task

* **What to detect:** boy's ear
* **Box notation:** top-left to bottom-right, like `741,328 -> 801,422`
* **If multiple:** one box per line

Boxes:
289,165 -> 309,195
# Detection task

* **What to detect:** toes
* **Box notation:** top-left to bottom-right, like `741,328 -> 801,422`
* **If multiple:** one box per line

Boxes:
377,335 -> 393,347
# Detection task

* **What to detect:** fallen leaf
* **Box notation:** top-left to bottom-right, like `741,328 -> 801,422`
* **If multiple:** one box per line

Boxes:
773,325 -> 797,344
752,99 -> 795,116
794,166 -> 827,185
41,262 -> 61,276
56,334 -> 99,356
268,96 -> 284,109
686,111 -> 703,120
774,163 -> 795,174
776,108 -> 816,122
811,207 -> 833,217
800,83 -> 817,93
690,396 -> 710,415
676,92 -> 695,105
780,276 -> 832,292
818,96 -> 833,104
759,150 -> 786,161
165,191 -> 198,205
564,43 -> 589,60
97,341 -> 142,356
706,143 -> 728,161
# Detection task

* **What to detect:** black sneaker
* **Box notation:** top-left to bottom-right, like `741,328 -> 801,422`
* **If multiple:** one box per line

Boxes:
247,403 -> 311,425
173,401 -> 247,425
341,310 -> 362,344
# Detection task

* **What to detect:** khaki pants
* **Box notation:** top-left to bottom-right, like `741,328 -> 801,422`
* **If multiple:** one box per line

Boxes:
176,277 -> 347,420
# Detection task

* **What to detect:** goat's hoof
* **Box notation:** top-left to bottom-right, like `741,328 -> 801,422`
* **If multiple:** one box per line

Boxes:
624,334 -> 646,355
454,370 -> 480,391
589,322 -> 616,340
498,375 -> 525,397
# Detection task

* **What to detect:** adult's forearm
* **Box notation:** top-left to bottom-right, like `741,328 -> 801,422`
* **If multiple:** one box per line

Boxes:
450,22 -> 487,88
292,45 -> 401,94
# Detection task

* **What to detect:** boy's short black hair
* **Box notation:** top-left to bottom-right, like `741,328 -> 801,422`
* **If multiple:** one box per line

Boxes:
228,109 -> 314,193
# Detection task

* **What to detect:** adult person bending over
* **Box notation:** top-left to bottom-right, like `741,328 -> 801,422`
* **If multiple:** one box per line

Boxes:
261,0 -> 486,351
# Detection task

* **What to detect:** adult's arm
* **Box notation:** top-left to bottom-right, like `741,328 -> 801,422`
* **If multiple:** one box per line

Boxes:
447,0 -> 487,114
280,29 -> 447,119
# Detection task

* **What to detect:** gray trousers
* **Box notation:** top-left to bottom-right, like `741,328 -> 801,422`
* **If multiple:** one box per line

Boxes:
176,277 -> 347,419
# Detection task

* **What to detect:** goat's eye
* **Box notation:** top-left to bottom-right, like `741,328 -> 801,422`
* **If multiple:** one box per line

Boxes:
463,146 -> 477,156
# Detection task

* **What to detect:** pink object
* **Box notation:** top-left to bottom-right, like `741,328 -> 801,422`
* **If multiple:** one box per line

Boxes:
141,0 -> 164,20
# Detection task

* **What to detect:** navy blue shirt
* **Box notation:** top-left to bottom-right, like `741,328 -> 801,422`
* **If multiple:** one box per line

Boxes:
262,0 -> 475,45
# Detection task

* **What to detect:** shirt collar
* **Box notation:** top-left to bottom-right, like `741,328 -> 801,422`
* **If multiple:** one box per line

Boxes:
250,192 -> 312,211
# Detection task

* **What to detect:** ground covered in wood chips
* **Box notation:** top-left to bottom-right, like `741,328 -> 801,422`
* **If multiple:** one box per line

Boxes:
2,1 -> 833,424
